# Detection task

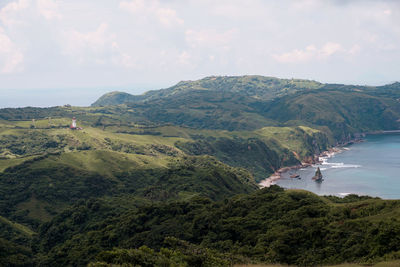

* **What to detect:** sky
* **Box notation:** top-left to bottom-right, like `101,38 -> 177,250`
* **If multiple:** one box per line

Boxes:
0,0 -> 399,107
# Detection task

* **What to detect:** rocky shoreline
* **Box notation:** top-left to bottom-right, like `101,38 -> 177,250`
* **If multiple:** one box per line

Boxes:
258,163 -> 311,188
258,139 -> 364,188
259,161 -> 317,188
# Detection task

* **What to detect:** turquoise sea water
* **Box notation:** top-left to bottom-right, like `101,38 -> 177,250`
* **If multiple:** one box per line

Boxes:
275,133 -> 400,199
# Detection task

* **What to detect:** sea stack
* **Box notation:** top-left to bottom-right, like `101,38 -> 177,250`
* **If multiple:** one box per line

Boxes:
312,167 -> 323,182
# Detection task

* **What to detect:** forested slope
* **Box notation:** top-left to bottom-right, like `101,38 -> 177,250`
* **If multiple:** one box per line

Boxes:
36,186 -> 400,266
0,75 -> 399,266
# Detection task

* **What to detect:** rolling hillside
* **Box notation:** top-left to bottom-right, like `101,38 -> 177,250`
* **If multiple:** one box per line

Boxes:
91,76 -> 323,107
91,76 -> 400,140
37,186 -> 400,266
0,75 -> 400,266
263,89 -> 400,140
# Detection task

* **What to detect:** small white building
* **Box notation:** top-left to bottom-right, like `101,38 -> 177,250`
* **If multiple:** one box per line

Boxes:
70,117 -> 77,129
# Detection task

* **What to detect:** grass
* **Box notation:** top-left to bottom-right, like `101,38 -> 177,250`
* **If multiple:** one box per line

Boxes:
0,215 -> 35,237
11,118 -> 70,128
254,126 -> 324,157
56,150 -> 171,172
0,117 -> 325,155
0,120 -> 328,183
0,156 -> 37,172
81,126 -> 186,147
30,150 -> 172,182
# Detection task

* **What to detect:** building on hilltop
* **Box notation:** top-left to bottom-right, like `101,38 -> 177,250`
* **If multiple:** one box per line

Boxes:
70,117 -> 82,130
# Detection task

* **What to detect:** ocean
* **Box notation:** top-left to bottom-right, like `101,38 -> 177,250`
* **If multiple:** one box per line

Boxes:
275,133 -> 400,199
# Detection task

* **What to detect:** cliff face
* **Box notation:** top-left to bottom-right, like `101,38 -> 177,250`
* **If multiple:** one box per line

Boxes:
175,126 -> 332,182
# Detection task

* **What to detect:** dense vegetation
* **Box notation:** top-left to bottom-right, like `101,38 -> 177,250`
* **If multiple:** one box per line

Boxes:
0,75 -> 399,266
0,152 -> 256,227
91,76 -> 400,141
175,126 -> 330,180
91,76 -> 323,107
33,187 -> 400,266
263,90 -> 400,140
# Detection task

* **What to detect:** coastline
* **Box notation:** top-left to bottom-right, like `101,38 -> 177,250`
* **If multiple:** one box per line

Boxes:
258,163 -> 312,188
367,130 -> 400,134
258,139 -> 363,188
259,129 -> 400,188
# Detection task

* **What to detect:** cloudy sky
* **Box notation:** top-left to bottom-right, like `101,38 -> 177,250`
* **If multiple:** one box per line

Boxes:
0,0 -> 399,107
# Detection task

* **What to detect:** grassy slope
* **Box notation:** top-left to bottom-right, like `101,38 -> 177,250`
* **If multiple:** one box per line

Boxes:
0,215 -> 35,237
174,125 -> 329,180
0,116 -> 333,258
0,79 -> 399,266
1,101 -> 391,231
90,76 -> 400,142
0,120 -> 266,233
0,149 -> 255,221
0,156 -> 37,171
264,90 -> 400,139
92,75 -> 323,107
254,126 -> 329,158
0,116 -> 331,177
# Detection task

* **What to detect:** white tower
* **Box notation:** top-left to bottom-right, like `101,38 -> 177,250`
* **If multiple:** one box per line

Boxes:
71,117 -> 77,129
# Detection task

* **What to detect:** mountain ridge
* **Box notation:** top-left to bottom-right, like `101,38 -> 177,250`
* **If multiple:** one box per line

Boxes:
91,75 -> 400,107
91,75 -> 324,106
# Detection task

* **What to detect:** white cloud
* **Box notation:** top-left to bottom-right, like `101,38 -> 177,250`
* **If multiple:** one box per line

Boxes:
320,42 -> 343,57
63,23 -> 111,57
177,51 -> 193,67
273,45 -> 316,63
37,0 -> 62,20
0,0 -> 30,26
185,29 -> 237,49
119,0 -> 144,13
383,9 -> 392,16
0,0 -> 399,89
0,27 -> 24,73
156,7 -> 183,27
119,0 -> 183,27
348,44 -> 361,55
291,0 -> 321,10
0,0 -> 62,23
111,41 -> 135,68
62,23 -> 134,68
273,42 -> 349,63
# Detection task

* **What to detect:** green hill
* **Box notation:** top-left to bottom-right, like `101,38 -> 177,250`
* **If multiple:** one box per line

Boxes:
0,150 -> 257,228
91,75 -> 323,107
91,91 -> 147,107
90,76 -> 400,140
36,186 -> 400,266
0,75 -> 400,266
263,89 -> 400,140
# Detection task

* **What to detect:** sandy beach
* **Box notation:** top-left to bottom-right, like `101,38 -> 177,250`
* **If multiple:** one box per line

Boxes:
259,163 -> 312,188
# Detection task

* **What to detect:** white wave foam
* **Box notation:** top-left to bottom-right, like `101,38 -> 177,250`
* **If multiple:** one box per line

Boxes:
331,164 -> 361,168
322,162 -> 344,166
319,154 -> 361,169
314,160 -> 361,169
